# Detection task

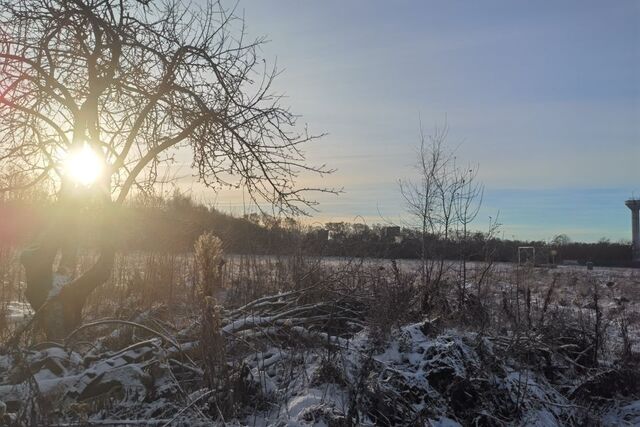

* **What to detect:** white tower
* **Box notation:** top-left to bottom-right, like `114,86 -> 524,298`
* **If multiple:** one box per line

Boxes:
625,199 -> 640,263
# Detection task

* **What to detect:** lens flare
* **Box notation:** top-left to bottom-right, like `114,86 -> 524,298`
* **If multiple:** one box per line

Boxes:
63,144 -> 103,186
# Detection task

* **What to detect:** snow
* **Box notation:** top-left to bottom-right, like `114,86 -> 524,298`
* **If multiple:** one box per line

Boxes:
601,400 -> 640,426
428,416 -> 462,427
1,279 -> 639,426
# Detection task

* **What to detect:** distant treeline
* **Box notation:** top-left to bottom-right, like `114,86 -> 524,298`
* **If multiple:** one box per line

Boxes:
0,192 -> 634,267
310,226 -> 633,267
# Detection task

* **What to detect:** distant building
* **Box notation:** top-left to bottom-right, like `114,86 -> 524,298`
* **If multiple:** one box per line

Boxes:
314,229 -> 329,241
352,223 -> 368,235
383,226 -> 401,241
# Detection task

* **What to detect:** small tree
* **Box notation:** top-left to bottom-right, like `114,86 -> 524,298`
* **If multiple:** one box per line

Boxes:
0,0 -> 330,337
453,164 -> 483,306
552,234 -> 571,247
399,122 -> 484,312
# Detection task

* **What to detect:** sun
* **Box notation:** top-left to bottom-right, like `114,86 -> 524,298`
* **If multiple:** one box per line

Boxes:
63,144 -> 103,186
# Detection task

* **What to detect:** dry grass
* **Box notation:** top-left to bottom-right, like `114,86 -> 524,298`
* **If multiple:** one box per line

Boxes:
0,245 -> 639,425
1,248 -> 639,357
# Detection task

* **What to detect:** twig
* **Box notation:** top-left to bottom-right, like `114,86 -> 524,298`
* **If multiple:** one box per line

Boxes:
64,319 -> 196,365
161,389 -> 217,427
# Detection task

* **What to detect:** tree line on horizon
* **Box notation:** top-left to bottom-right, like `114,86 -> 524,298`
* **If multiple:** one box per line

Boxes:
0,191 -> 633,267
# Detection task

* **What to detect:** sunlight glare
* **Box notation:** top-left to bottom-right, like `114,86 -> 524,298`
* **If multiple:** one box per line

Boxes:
63,144 -> 103,186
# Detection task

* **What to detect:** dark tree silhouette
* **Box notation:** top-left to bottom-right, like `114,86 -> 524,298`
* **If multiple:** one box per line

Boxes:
0,0 -> 329,337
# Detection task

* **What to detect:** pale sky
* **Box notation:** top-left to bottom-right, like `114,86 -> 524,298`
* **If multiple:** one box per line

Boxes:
184,0 -> 640,243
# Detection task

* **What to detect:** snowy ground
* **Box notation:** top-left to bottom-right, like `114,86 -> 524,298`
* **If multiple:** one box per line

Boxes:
1,258 -> 639,425
1,319 -> 639,426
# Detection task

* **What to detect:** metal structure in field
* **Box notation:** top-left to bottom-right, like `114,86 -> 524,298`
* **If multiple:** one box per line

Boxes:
625,199 -> 640,263
518,246 -> 536,266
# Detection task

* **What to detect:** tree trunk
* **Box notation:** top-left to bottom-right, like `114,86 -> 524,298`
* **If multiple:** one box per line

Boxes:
20,198 -> 115,339
59,247 -> 115,333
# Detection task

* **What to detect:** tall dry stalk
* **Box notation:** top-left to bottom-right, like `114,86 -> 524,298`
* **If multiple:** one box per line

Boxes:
195,233 -> 224,299
194,232 -> 228,416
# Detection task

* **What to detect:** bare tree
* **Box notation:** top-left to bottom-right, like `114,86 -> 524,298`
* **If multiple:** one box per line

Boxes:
399,122 -> 484,313
453,163 -> 483,306
0,0 -> 331,337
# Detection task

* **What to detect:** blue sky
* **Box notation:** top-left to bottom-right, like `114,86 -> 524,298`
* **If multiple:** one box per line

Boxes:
192,0 -> 640,242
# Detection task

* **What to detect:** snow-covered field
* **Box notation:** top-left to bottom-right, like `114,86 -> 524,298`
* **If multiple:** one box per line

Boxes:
1,254 -> 639,425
